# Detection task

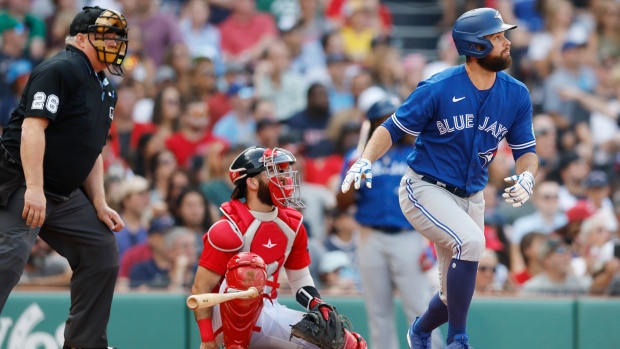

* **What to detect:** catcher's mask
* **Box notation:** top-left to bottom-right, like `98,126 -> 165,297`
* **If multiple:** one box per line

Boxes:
70,6 -> 129,76
229,146 -> 306,209
88,9 -> 129,76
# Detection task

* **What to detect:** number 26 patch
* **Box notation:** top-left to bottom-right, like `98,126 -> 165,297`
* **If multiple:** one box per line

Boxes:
31,92 -> 59,113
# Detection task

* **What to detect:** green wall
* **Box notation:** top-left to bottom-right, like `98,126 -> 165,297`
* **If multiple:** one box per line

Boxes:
3,292 -> 620,349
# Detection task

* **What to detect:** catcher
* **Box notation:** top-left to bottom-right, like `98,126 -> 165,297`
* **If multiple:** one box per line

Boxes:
191,146 -> 367,349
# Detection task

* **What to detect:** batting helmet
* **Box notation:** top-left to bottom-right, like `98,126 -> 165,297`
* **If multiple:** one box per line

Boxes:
452,8 -> 516,58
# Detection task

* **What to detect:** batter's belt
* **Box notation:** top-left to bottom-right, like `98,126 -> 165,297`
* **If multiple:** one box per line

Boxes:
419,175 -> 473,198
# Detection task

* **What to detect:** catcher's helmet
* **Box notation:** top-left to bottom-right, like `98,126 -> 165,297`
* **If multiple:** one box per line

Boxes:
452,8 -> 516,58
229,146 -> 305,209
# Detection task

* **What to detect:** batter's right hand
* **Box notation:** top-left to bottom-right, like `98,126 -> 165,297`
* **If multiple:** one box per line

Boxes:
199,341 -> 219,349
22,187 -> 46,228
341,158 -> 372,193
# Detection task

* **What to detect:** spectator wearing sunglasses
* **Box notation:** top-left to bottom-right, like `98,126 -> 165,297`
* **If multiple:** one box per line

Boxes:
521,238 -> 590,296
510,181 -> 568,272
475,249 -> 516,295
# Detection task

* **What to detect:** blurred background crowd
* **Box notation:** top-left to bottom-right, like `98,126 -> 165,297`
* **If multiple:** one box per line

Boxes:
2,0 -> 620,301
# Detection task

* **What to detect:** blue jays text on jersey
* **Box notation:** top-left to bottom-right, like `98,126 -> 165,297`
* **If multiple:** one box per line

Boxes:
342,146 -> 414,229
382,65 -> 536,195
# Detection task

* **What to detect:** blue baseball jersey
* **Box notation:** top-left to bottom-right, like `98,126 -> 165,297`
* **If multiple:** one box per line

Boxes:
382,65 -> 536,195
342,145 -> 414,228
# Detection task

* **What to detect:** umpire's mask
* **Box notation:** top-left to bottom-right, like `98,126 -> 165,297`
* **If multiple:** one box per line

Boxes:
86,8 -> 129,76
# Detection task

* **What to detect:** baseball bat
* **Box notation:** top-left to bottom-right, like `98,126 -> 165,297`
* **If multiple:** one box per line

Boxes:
356,120 -> 371,155
186,287 -> 260,310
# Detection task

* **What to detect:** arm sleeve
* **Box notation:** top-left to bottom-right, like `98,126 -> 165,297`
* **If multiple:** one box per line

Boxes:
285,267 -> 315,296
506,89 -> 537,161
382,83 -> 434,143
284,224 -> 312,270
24,61 -> 75,122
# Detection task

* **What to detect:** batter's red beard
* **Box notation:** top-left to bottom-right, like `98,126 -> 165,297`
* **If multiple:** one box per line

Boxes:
257,178 -> 274,206
478,51 -> 512,72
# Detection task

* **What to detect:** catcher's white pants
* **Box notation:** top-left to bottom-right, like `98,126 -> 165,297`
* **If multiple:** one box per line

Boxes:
212,298 -> 320,349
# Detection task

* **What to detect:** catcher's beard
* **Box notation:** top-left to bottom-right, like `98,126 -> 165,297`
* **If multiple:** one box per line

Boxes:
478,51 -> 512,72
257,177 -> 274,206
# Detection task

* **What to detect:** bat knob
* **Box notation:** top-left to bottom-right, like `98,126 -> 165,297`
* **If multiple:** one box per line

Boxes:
186,295 -> 200,310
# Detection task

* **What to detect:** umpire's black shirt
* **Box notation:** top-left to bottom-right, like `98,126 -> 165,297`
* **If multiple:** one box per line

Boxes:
1,45 -> 117,197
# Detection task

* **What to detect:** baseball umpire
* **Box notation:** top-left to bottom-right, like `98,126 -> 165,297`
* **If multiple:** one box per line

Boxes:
341,8 -> 539,349
0,6 -> 128,349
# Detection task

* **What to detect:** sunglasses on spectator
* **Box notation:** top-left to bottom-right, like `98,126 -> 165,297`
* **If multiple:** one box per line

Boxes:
540,193 -> 558,200
165,98 -> 180,105
478,266 -> 496,273
553,246 -> 569,255
535,128 -> 553,137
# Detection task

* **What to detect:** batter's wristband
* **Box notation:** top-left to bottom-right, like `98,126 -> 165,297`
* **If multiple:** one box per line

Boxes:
197,318 -> 215,342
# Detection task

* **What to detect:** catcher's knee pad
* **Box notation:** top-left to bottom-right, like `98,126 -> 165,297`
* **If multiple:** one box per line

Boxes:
343,330 -> 368,349
221,252 -> 268,349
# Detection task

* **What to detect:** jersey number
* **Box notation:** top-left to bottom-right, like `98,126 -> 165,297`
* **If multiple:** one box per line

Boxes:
32,92 -> 59,114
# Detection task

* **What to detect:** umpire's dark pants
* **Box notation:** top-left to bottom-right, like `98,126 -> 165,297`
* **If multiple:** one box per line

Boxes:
0,185 -> 119,348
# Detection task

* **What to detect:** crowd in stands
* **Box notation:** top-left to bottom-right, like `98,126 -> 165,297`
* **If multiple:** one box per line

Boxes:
2,0 -> 620,299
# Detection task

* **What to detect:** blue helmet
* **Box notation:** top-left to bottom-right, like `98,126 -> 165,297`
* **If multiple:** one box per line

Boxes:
367,97 -> 399,122
452,8 -> 517,58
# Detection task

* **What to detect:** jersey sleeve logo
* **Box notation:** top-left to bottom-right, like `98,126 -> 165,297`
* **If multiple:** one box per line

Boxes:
109,107 -> 114,120
478,145 -> 499,167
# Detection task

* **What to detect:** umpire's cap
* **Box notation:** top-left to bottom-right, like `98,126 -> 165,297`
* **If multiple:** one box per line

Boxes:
366,97 -> 400,122
452,8 -> 516,58
69,6 -> 106,36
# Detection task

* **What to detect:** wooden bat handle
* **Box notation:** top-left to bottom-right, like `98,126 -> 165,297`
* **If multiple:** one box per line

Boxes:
186,287 -> 260,310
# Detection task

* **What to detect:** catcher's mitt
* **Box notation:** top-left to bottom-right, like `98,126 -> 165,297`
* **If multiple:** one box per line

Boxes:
290,302 -> 352,349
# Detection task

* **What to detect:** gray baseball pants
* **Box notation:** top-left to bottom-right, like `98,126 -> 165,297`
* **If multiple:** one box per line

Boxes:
357,227 -> 443,349
398,168 -> 485,303
0,185 -> 119,348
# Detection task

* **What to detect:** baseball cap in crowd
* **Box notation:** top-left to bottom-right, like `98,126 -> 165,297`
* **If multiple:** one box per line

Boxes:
326,53 -> 348,65
539,238 -> 569,260
227,83 -> 254,99
357,86 -> 387,115
69,6 -> 106,36
148,215 -> 175,235
366,97 -> 400,121
7,59 -> 32,85
319,251 -> 351,274
584,170 -> 609,188
119,176 -> 149,200
566,200 -> 596,223
154,65 -> 177,84
0,14 -> 23,35
561,40 -> 587,52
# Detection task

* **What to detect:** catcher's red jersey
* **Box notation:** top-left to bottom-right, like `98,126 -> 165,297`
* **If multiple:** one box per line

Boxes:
199,200 -> 311,299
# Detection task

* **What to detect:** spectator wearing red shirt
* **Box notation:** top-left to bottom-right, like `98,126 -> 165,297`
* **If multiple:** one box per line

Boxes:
513,232 -> 546,285
218,0 -> 278,64
117,214 -> 176,290
165,99 -> 227,168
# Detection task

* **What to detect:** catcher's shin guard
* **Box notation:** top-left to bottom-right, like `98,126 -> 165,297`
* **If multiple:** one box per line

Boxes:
343,330 -> 368,349
221,252 -> 268,349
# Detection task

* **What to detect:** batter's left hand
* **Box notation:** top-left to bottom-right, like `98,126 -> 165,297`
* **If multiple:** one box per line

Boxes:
502,171 -> 535,207
96,205 -> 125,232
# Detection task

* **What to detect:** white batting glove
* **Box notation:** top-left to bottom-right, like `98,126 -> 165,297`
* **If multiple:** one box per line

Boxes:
502,171 -> 535,207
341,158 -> 372,193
